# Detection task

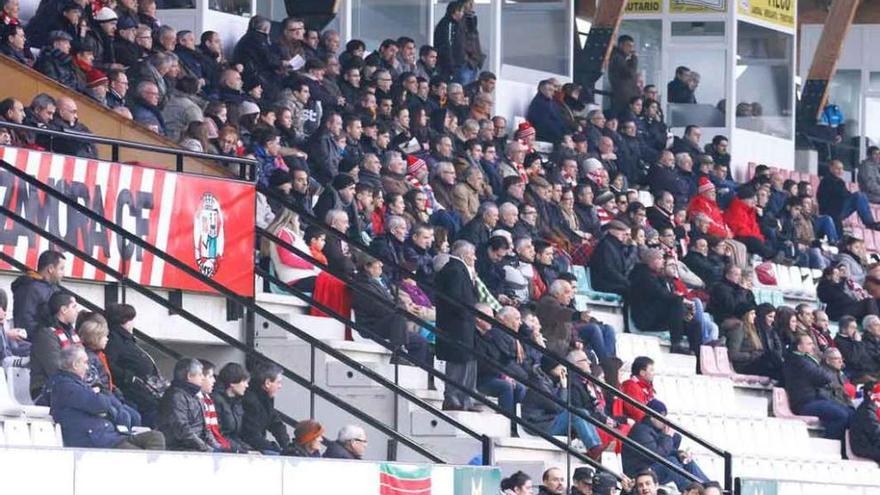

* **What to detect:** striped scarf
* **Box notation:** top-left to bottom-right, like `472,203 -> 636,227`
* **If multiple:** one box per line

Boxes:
597,207 -> 614,226
200,393 -> 230,450
54,327 -> 81,348
405,175 -> 440,214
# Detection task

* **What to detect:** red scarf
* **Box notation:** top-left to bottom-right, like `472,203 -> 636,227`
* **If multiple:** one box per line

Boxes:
200,393 -> 230,450
54,326 -> 81,348
97,350 -> 115,392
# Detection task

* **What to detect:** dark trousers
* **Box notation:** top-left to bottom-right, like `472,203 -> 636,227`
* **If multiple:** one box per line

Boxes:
115,430 -> 166,450
444,359 -> 477,409
798,399 -> 854,440
735,236 -> 776,259
478,377 -> 526,413
650,456 -> 708,491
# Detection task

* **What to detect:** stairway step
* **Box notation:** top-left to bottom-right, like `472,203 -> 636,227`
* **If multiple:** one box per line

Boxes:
409,409 -> 512,438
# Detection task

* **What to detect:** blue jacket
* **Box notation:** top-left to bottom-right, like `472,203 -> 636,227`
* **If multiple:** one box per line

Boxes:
526,94 -> 567,143
622,418 -> 682,475
47,371 -> 125,448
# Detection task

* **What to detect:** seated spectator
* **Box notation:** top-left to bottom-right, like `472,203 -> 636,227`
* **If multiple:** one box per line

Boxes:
264,210 -> 320,292
35,31 -> 81,91
818,159 -> 880,232
323,424 -> 368,460
708,264 -> 755,330
838,235 -> 868,285
46,345 -> 165,450
521,356 -> 601,454
47,96 -> 97,158
621,399 -> 708,490
629,250 -> 695,354
197,359 -> 235,452
78,314 -> 141,430
242,362 -> 290,454
809,309 -> 835,352
0,288 -> 29,366
822,348 -> 856,409
310,210 -> 354,320
849,382 -> 880,462
476,306 -> 527,415
862,315 -> 880,369
351,255 -> 429,366
834,316 -> 880,384
723,186 -> 775,259
104,303 -> 165,428
453,166 -> 485,223
157,357 -> 222,452
500,470 -> 534,495
538,467 -> 567,495
726,303 -> 779,379
817,264 -> 878,322
620,356 -> 656,422
534,279 -> 591,357
682,237 -> 724,287
288,419 -> 325,457
783,334 -> 854,439
589,220 -> 633,296
1,23 -> 33,67
212,362 -> 252,452
567,349 -> 630,454
755,303 -> 785,383
859,146 -> 880,204
30,292 -> 80,399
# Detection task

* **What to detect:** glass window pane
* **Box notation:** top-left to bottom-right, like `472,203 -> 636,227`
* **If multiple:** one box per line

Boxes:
869,72 -> 880,93
209,0 -> 251,15
667,49 -> 726,127
352,0 -> 431,49
670,21 -> 725,37
735,21 -> 793,139
502,2 -> 568,74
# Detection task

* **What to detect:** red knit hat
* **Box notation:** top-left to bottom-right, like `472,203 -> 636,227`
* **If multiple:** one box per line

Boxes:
406,155 -> 427,176
515,121 -> 536,141
86,68 -> 108,88
697,176 -> 716,195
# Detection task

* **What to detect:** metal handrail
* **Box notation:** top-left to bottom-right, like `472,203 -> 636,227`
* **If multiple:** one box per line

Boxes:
0,201 -> 446,463
258,228 -> 703,483
0,157 -> 496,462
262,187 -> 731,453
0,121 -> 257,179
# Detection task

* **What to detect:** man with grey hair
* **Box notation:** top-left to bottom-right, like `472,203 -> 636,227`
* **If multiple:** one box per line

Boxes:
453,166 -> 485,222
648,148 -> 692,209
157,357 -> 222,451
821,347 -> 856,410
436,240 -> 480,411
498,202 -> 519,231
862,314 -> 880,367
371,215 -> 408,280
324,209 -> 356,276
46,345 -> 166,450
457,201 -> 498,248
476,305 -> 527,414
323,424 -> 367,460
535,279 -> 592,356
381,150 -> 410,196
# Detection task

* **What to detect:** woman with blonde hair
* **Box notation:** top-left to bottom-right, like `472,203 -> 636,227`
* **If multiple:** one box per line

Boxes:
262,209 -> 321,292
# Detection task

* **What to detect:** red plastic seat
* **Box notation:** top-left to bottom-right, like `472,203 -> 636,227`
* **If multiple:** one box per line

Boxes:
714,347 -> 771,386
699,345 -> 725,377
772,387 -> 821,427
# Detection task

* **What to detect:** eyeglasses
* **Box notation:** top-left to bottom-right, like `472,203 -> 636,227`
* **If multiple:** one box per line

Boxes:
353,438 -> 367,443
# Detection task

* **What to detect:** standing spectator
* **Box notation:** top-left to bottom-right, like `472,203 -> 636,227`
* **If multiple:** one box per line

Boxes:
212,362 -> 252,453
46,345 -> 165,450
242,362 -> 289,454
783,334 -> 854,439
667,66 -> 695,104
30,292 -> 80,399
433,1 -> 466,82
12,250 -> 64,338
459,0 -> 485,85
858,146 -> 880,204
435,241 -> 480,411
527,80 -> 567,143
232,16 -> 281,92
323,425 -> 368,460
818,159 -> 880,232
608,35 -> 639,117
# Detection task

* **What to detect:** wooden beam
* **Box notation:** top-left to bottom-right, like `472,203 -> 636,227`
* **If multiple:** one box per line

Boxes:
804,0 -> 861,118
594,0 -> 629,66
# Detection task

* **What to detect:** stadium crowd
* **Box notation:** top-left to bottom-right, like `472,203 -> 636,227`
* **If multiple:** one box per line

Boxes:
1,0 -> 880,491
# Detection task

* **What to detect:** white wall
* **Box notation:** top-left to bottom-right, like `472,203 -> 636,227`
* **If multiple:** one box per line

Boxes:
0,446 -> 487,495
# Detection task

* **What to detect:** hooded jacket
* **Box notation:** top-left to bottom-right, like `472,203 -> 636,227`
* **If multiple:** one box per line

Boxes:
723,197 -> 764,241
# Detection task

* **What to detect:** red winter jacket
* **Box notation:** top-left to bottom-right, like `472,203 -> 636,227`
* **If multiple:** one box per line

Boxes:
687,194 -> 731,239
723,197 -> 765,241
620,376 -> 655,422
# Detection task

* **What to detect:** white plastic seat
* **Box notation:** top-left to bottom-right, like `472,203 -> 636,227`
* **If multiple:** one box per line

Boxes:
0,369 -> 50,418
2,418 -> 31,446
5,366 -> 33,405
30,419 -> 59,447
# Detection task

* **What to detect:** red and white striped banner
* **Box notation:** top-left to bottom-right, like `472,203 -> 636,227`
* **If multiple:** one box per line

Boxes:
0,146 -> 255,296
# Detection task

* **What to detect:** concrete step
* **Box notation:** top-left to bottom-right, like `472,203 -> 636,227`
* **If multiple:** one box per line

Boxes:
409,409 -> 512,438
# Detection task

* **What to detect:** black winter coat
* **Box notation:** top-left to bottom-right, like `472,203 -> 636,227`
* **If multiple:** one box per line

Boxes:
212,390 -> 251,452
323,440 -> 358,459
628,263 -> 682,331
11,272 -> 59,336
241,386 -> 289,452
849,399 -> 880,461
682,250 -> 724,288
350,272 -> 407,347
433,15 -> 466,73
622,419 -> 681,475
521,368 -> 565,433
29,321 -> 76,398
816,278 -> 860,321
157,380 -> 217,452
435,257 -> 477,362
47,115 -> 98,158
708,279 -> 754,323
862,332 -> 880,369
589,235 -> 630,295
834,333 -> 879,378
783,351 -> 835,412
817,174 -> 850,221
476,327 -> 528,384
105,325 -> 162,418
232,29 -> 282,83
34,47 -> 82,92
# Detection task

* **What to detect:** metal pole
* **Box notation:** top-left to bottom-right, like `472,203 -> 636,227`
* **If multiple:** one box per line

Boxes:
481,436 -> 494,466
309,345 -> 316,419
724,451 -> 734,495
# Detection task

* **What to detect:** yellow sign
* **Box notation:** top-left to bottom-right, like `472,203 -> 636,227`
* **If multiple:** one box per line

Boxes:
737,0 -> 796,28
624,0 -> 663,15
668,0 -> 727,13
